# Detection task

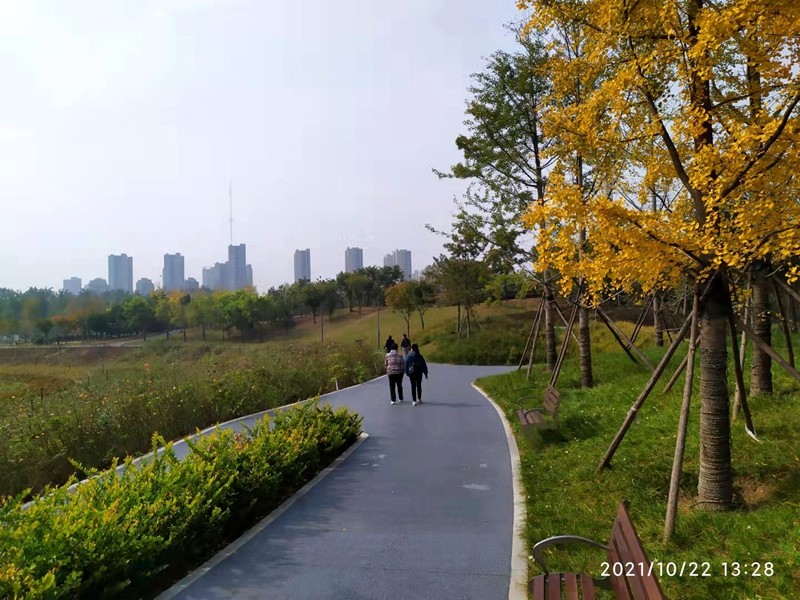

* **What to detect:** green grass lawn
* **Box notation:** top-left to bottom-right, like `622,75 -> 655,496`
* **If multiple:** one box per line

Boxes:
477,335 -> 800,600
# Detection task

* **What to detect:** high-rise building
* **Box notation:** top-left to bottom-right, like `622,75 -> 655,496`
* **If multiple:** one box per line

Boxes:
136,278 -> 155,296
395,249 -> 412,280
294,249 -> 311,282
245,265 -> 253,288
108,254 -> 133,293
345,247 -> 363,273
202,263 -> 228,291
184,277 -> 200,293
62,277 -> 82,295
227,244 -> 247,290
162,253 -> 185,291
383,249 -> 412,280
86,278 -> 109,294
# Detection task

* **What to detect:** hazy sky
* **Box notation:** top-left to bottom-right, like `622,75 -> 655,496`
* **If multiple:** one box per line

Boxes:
1,0 -> 523,292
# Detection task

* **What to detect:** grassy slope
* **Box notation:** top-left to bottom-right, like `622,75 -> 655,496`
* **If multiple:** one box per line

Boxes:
477,335 -> 800,600
277,301 -> 538,350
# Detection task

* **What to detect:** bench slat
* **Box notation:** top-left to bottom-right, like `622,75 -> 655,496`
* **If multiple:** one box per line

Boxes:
613,504 -> 666,599
607,536 -> 633,600
531,574 -> 545,598
564,572 -> 579,600
580,574 -> 597,600
609,530 -> 635,600
547,574 -> 561,600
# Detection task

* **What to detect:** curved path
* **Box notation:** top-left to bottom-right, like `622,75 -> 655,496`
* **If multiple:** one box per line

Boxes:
162,364 -> 518,600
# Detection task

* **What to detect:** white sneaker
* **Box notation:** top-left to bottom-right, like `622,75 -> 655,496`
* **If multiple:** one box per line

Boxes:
390,401 -> 397,405
413,401 -> 418,406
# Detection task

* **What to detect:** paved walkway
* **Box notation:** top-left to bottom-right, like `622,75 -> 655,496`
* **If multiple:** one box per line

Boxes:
161,364 -> 518,600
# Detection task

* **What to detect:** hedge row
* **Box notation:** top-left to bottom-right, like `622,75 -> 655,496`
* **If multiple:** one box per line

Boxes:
0,402 -> 362,599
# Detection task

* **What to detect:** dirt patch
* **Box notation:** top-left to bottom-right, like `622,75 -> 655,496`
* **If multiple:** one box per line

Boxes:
737,476 -> 780,509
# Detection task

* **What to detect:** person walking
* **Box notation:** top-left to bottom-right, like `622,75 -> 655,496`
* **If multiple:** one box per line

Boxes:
400,333 -> 411,357
405,343 -> 429,406
384,335 -> 395,354
385,342 -> 405,405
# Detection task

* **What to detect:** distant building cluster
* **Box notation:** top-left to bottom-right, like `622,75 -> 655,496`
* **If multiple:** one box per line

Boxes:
201,244 -> 253,292
290,246 -> 415,282
61,243 -> 254,296
383,249 -> 412,280
60,243 -> 422,296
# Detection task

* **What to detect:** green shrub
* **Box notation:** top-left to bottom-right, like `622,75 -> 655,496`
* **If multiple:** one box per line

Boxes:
0,402 -> 362,599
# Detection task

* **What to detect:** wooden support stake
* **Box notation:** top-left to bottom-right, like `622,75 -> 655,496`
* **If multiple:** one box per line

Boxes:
664,290 -> 699,542
518,300 -> 543,370
773,276 -> 800,304
629,295 -> 653,348
520,297 -> 545,380
772,278 -> 795,369
598,310 -> 694,470
550,295 -> 580,388
733,282 -> 750,419
596,306 -> 655,371
659,302 -> 676,344
552,299 -> 581,346
598,271 -> 720,472
596,307 -> 640,365
662,350 -> 689,395
525,310 -> 544,381
734,312 -> 800,385
728,302 -> 757,439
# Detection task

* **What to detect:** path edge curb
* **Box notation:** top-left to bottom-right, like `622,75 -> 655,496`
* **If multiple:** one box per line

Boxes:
155,431 -> 370,600
472,382 -> 527,600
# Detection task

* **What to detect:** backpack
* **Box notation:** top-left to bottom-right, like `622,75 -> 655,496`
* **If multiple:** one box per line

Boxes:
407,354 -> 418,375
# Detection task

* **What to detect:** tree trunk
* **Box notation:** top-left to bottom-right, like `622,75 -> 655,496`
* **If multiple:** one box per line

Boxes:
544,288 -> 557,371
697,277 -> 733,511
578,304 -> 593,388
456,303 -> 462,342
653,294 -> 664,347
750,270 -> 772,395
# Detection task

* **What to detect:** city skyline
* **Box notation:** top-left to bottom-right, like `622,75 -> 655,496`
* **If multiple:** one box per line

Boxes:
57,243 -> 426,295
0,1 -> 521,294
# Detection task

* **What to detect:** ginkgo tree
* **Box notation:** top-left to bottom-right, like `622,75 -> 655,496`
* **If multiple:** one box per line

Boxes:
520,0 -> 800,510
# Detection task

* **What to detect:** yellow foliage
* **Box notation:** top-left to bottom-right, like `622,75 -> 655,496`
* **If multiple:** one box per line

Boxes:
519,0 -> 800,298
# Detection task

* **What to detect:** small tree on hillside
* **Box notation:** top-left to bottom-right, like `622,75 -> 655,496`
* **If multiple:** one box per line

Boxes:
385,282 -> 416,337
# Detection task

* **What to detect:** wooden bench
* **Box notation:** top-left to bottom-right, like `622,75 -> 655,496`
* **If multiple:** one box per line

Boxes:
516,384 -> 560,429
530,501 -> 666,600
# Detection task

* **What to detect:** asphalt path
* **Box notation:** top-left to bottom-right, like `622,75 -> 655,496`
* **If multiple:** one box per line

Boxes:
162,363 -> 516,600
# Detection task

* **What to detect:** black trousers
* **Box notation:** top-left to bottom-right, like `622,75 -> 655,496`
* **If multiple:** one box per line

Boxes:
388,373 -> 404,401
409,373 -> 423,401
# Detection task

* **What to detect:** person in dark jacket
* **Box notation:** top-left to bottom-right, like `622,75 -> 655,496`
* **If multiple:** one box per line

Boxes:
384,335 -> 395,354
405,343 -> 429,406
400,333 -> 412,357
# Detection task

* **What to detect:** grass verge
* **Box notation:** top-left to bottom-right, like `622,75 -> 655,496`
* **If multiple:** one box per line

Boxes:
476,338 -> 800,599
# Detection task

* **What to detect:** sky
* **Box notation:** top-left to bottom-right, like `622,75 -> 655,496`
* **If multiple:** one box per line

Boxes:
1,0 -> 524,292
